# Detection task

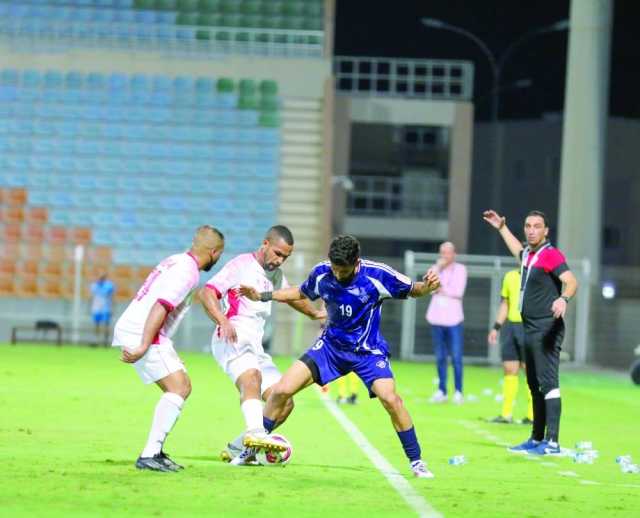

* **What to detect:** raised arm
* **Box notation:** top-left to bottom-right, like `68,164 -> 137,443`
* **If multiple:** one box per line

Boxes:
121,301 -> 168,363
199,286 -> 238,343
483,210 -> 523,260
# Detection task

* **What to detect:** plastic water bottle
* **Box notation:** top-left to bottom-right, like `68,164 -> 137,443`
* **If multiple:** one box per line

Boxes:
448,455 -> 466,466
621,463 -> 640,474
575,441 -> 593,450
616,455 -> 633,465
573,451 -> 597,464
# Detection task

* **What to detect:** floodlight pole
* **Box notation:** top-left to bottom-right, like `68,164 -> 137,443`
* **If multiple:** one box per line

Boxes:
421,18 -> 569,251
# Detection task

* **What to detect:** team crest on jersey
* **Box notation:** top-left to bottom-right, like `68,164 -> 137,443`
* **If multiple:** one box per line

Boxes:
348,287 -> 370,303
312,339 -> 324,351
376,360 -> 387,369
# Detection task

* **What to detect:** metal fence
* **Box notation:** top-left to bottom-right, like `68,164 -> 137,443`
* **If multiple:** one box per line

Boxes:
400,251 -> 592,364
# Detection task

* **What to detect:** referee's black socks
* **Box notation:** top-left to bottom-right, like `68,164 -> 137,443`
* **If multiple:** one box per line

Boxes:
544,396 -> 562,444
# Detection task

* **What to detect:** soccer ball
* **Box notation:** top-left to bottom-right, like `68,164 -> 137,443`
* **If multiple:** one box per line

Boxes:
256,434 -> 293,467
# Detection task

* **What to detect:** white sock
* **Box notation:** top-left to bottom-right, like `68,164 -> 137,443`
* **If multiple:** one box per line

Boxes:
141,392 -> 185,458
230,433 -> 245,450
240,398 -> 264,432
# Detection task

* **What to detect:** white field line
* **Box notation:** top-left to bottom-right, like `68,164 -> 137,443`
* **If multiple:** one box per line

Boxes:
457,420 -> 640,490
319,393 -> 442,518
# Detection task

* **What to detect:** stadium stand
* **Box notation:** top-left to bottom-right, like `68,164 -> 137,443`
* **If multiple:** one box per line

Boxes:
0,0 -> 325,56
0,68 -> 281,299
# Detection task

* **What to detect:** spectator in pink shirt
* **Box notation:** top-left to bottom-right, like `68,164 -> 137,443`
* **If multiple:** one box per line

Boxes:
426,242 -> 467,404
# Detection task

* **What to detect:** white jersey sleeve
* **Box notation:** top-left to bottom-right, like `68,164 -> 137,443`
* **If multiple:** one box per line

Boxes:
205,257 -> 242,298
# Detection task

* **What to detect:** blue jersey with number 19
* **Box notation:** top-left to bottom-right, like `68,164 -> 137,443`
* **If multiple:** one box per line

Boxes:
299,259 -> 414,355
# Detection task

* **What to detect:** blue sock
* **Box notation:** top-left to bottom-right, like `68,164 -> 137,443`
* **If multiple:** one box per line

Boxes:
397,426 -> 421,463
263,416 -> 276,433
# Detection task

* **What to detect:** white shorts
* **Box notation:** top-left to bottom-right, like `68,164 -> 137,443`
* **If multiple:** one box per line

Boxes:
211,329 -> 280,395
112,328 -> 186,385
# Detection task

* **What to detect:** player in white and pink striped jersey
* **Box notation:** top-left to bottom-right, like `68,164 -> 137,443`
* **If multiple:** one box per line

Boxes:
200,225 -> 325,463
112,225 -> 225,472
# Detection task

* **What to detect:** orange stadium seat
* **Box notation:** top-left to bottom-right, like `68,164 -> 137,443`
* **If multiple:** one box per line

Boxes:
114,283 -> 134,303
2,206 -> 25,223
42,262 -> 63,278
6,188 -> 27,206
112,265 -> 134,280
47,226 -> 69,245
18,259 -> 39,276
39,277 -> 64,299
136,266 -> 154,282
0,242 -> 20,260
22,243 -> 44,261
0,259 -> 17,276
24,224 -> 46,244
0,274 -> 15,296
2,223 -> 22,242
25,207 -> 48,225
45,245 -> 70,263
70,227 -> 92,245
0,188 -> 5,204
15,275 -> 39,298
87,246 -> 112,266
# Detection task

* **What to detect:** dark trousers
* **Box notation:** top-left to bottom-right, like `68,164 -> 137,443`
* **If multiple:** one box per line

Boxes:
523,317 -> 564,442
431,324 -> 464,394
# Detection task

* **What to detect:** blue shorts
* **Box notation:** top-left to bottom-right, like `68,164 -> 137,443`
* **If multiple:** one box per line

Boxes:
300,337 -> 393,398
92,312 -> 111,325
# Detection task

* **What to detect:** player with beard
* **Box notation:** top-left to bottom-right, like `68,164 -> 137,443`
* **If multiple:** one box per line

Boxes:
240,235 -> 441,478
112,225 -> 225,471
200,225 -> 326,464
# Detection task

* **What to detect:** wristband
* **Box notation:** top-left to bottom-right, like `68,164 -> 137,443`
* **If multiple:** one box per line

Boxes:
560,295 -> 570,303
492,322 -> 502,331
259,291 -> 273,302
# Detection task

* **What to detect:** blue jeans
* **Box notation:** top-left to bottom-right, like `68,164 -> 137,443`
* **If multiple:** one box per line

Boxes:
431,324 -> 464,394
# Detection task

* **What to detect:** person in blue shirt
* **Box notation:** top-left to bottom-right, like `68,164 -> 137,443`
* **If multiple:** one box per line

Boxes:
239,235 -> 440,478
91,271 -> 115,340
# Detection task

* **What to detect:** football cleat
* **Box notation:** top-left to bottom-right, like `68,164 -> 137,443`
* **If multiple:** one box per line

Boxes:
429,390 -> 448,403
230,447 -> 258,466
135,455 -> 172,472
243,430 -> 288,452
410,460 -> 435,479
159,451 -> 183,471
220,442 -> 244,463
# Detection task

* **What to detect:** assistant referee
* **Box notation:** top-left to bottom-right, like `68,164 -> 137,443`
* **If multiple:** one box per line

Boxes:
483,209 -> 578,455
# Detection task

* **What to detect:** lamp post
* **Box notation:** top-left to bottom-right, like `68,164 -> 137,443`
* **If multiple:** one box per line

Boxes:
421,18 -> 569,251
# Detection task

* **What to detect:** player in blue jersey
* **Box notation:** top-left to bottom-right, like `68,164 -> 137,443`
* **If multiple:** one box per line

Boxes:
239,235 -> 440,478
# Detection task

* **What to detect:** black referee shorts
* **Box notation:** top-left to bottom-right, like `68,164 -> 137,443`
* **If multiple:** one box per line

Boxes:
523,317 -> 565,395
500,321 -> 525,363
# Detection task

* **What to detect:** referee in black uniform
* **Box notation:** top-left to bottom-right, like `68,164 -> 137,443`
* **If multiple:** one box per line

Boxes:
483,209 -> 578,455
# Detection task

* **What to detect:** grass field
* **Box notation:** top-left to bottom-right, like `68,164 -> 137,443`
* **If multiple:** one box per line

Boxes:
1,344 -> 639,517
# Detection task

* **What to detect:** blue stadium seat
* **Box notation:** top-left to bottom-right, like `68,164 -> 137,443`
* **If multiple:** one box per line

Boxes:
91,211 -> 118,227
93,228 -> 116,246
47,210 -> 71,226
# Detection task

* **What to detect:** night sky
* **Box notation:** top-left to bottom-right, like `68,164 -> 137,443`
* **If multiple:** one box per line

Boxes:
334,1 -> 640,121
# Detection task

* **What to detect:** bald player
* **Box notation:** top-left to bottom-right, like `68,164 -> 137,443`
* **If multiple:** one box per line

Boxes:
112,225 -> 225,472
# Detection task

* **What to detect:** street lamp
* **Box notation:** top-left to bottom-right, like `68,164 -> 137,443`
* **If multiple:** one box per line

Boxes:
420,17 -> 569,121
421,17 -> 568,251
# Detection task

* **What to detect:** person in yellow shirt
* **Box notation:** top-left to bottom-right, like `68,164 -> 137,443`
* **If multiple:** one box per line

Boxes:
335,371 -> 360,405
487,269 -> 533,424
